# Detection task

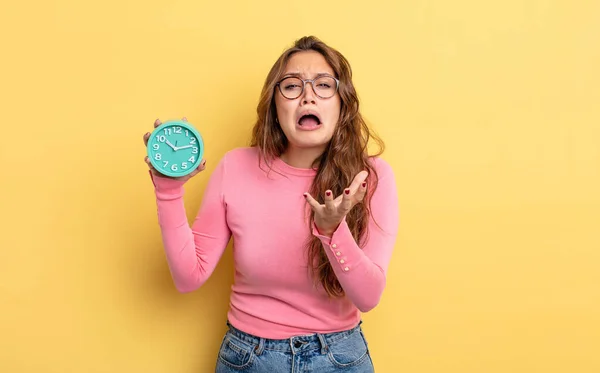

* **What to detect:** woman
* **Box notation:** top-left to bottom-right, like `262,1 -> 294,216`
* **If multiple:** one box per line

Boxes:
143,36 -> 399,373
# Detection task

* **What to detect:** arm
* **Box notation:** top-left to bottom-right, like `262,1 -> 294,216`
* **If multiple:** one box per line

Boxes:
312,161 -> 399,312
149,154 -> 231,293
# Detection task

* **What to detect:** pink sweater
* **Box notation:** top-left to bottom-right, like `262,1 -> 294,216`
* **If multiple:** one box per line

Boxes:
149,147 -> 399,339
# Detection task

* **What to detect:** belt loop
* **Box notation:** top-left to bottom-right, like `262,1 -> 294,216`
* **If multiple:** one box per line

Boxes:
317,333 -> 328,354
254,337 -> 265,356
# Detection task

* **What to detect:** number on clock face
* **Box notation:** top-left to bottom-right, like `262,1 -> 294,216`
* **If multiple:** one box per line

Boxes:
149,125 -> 201,174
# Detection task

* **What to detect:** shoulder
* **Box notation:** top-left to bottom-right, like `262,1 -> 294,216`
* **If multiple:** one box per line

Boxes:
222,146 -> 259,163
217,146 -> 261,174
224,146 -> 259,158
367,155 -> 395,180
366,156 -> 399,217
215,146 -> 258,165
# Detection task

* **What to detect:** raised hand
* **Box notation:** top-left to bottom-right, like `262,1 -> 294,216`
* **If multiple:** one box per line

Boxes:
304,170 -> 369,236
143,117 -> 207,182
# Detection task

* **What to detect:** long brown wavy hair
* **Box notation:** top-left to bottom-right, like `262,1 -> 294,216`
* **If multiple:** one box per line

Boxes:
249,36 -> 385,297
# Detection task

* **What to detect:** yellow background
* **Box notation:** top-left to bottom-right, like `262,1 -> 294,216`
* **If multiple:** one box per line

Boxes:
1,0 -> 599,372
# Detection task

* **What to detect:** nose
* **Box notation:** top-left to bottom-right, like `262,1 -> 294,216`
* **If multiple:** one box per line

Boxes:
301,81 -> 317,105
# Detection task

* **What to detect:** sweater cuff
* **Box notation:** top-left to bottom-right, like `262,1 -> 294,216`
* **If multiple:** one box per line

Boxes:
149,171 -> 188,228
149,170 -> 185,200
312,218 -> 365,274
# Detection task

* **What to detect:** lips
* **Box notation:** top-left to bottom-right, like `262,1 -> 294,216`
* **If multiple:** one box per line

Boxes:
297,111 -> 322,127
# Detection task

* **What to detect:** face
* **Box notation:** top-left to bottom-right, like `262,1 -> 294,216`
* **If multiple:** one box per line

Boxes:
274,50 -> 341,152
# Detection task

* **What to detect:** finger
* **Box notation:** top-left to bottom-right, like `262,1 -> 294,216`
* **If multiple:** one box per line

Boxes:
303,192 -> 322,211
187,160 -> 206,178
196,159 -> 207,172
341,188 -> 353,212
324,190 -> 335,212
144,156 -> 154,170
348,170 -> 369,194
354,181 -> 367,203
154,118 -> 162,128
143,132 -> 150,146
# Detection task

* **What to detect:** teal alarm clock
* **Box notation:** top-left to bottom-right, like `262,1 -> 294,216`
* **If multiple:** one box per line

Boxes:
146,120 -> 204,177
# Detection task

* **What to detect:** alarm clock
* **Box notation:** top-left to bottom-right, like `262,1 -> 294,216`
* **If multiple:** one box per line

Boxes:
146,119 -> 204,177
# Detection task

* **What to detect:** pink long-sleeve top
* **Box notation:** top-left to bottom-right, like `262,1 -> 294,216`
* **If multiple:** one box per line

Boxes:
149,146 -> 399,339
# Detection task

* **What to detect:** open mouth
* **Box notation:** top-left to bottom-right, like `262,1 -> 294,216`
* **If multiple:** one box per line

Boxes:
298,114 -> 322,127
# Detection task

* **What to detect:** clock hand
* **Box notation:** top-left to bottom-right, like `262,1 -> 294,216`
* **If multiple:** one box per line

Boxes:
165,140 -> 177,150
177,145 -> 194,150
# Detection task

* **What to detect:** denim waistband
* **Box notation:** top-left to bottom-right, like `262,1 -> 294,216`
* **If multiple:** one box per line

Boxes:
225,320 -> 364,354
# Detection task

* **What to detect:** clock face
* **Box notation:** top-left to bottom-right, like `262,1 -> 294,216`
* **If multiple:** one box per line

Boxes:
147,121 -> 204,177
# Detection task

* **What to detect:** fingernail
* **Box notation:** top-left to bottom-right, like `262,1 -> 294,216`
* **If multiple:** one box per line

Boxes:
183,117 -> 187,120
303,193 -> 308,198
345,189 -> 350,195
326,191 -> 331,196
362,182 -> 367,188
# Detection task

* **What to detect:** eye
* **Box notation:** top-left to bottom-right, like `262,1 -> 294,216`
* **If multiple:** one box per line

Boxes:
280,77 -> 303,91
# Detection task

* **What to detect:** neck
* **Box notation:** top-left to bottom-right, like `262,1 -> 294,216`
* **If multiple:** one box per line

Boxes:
280,145 -> 325,169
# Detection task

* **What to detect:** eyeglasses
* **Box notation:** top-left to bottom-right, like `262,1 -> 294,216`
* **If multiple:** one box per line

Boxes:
276,74 -> 340,100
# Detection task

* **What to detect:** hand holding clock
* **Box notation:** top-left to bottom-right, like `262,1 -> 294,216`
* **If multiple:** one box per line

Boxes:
143,117 -> 207,182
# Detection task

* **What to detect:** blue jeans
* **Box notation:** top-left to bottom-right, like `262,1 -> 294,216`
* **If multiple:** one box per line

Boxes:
215,321 -> 375,372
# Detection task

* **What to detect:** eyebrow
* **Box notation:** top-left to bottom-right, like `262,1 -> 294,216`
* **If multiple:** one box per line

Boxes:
281,72 -> 334,79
